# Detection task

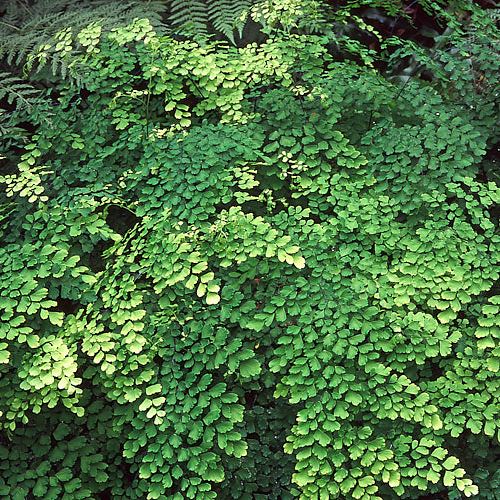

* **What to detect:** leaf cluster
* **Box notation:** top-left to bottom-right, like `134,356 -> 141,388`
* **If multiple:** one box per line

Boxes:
0,1 -> 499,499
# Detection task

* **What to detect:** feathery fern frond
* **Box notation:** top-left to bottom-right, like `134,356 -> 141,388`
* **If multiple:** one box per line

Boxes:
0,70 -> 49,152
0,71 -> 40,110
170,0 -> 210,34
208,0 -> 256,42
0,109 -> 28,150
169,0 -> 260,41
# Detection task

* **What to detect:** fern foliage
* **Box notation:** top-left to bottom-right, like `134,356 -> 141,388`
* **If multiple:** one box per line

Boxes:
0,71 -> 45,153
169,0 -> 210,34
0,71 -> 40,109
169,0 -> 259,41
0,1 -> 499,499
208,0 -> 256,41
0,0 -> 165,77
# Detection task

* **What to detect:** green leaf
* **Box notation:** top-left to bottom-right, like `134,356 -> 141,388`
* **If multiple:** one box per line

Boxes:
33,479 -> 48,497
53,423 -> 70,441
487,357 -> 498,372
192,262 -> 208,274
27,334 -> 40,348
345,391 -> 362,406
48,311 -> 64,326
437,309 -> 457,324
443,470 -> 455,487
239,358 -> 261,378
426,469 -> 440,484
292,255 -> 306,269
203,467 -> 224,482
146,384 -> 162,396
443,456 -> 459,470
206,292 -> 220,305
293,471 -> 313,486
231,440 -> 247,458
0,350 -> 9,364
247,318 -> 265,331
55,468 -> 72,482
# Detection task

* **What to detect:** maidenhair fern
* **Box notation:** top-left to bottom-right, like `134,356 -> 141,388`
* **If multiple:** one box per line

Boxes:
0,2 -> 498,499
248,0 -> 328,33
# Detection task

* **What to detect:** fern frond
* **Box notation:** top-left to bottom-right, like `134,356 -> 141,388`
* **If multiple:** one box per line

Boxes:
169,0 -> 210,34
207,0 -> 256,42
0,71 -> 45,151
0,110 -> 19,141
0,71 -> 40,110
169,0 -> 261,41
0,109 -> 30,154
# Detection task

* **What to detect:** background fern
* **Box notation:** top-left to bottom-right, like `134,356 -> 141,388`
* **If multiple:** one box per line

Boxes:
208,0 -> 256,41
0,71 -> 40,109
169,0 -> 210,35
0,71 -> 44,154
168,0 -> 259,42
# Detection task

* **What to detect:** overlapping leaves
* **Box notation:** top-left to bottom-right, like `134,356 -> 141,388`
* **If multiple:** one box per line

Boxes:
0,10 -> 498,500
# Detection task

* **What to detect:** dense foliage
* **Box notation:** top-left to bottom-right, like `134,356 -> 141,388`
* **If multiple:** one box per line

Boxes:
0,1 -> 499,499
